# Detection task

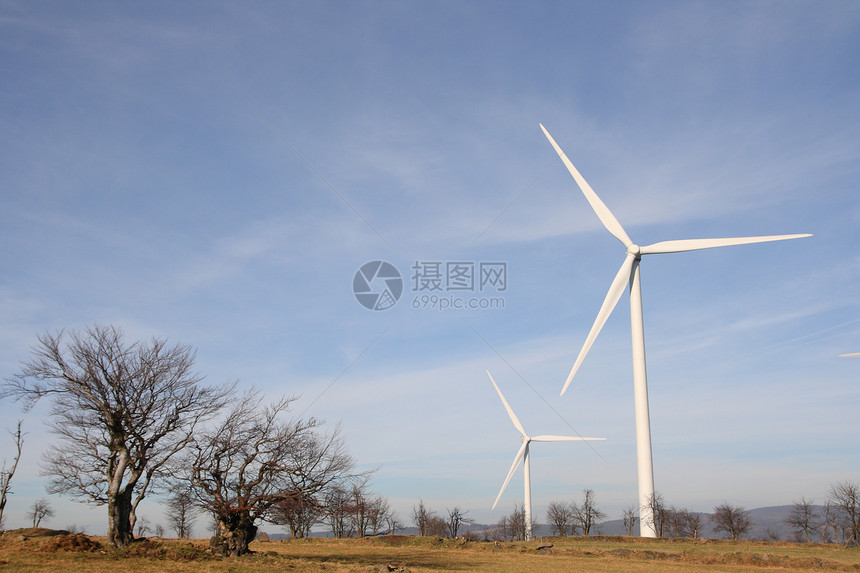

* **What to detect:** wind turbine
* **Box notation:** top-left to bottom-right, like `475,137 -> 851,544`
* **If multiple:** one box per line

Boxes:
540,123 -> 811,537
487,370 -> 604,541
839,353 -> 860,357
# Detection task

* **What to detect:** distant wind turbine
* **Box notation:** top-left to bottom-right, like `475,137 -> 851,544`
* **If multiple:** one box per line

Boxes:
839,353 -> 860,357
487,370 -> 604,541
540,123 -> 811,537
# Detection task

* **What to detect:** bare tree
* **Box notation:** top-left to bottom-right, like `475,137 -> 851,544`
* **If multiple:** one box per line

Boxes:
501,504 -> 530,541
346,481 -> 390,537
621,505 -> 637,536
494,514 -> 510,541
710,502 -> 751,540
446,506 -> 474,538
822,500 -> 844,544
271,492 -> 322,538
425,514 -> 448,537
643,492 -> 668,537
385,512 -> 403,535
153,523 -> 165,537
3,325 -> 231,547
0,421 -> 23,530
165,487 -> 200,539
510,505 -> 526,541
681,510 -> 704,539
829,481 -> 860,546
546,500 -> 574,537
667,507 -> 703,538
135,515 -> 151,537
571,489 -> 605,536
184,390 -> 358,555
662,507 -> 679,537
29,497 -> 55,528
324,484 -> 354,539
365,495 -> 391,536
412,500 -> 435,536
348,482 -> 372,537
785,497 -> 820,543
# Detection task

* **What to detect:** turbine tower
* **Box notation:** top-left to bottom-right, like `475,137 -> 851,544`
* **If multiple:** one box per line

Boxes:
487,370 -> 604,540
540,123 -> 811,537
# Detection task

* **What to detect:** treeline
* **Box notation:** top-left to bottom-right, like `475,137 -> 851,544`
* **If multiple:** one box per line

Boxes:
0,325 -> 374,556
161,474 -> 401,542
784,483 -> 860,544
540,486 -> 860,544
645,486 -> 860,544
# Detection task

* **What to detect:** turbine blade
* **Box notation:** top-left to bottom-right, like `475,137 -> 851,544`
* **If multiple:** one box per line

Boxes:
531,435 -> 606,441
840,353 -> 860,357
487,370 -> 527,437
640,234 -> 812,255
492,441 -> 528,509
562,255 -> 635,395
540,124 -> 633,247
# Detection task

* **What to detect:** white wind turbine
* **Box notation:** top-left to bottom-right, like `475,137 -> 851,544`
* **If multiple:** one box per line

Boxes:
839,353 -> 860,357
487,370 -> 604,541
540,124 -> 811,537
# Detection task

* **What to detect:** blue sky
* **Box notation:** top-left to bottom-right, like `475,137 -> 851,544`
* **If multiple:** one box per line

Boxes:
1,1 -> 859,534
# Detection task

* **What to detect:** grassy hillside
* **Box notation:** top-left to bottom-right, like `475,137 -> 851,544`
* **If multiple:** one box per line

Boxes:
2,528 -> 859,572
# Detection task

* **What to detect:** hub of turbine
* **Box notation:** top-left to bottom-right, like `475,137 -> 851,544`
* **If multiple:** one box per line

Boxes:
627,244 -> 641,258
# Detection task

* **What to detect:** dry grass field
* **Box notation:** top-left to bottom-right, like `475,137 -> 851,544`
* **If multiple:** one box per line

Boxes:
2,528 -> 860,572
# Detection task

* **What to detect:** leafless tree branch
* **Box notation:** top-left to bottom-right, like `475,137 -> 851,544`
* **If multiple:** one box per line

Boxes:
3,325 -> 232,547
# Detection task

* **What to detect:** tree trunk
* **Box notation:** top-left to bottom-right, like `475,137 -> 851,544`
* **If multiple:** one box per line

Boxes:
107,489 -> 135,547
212,512 -> 258,556
288,521 -> 303,539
